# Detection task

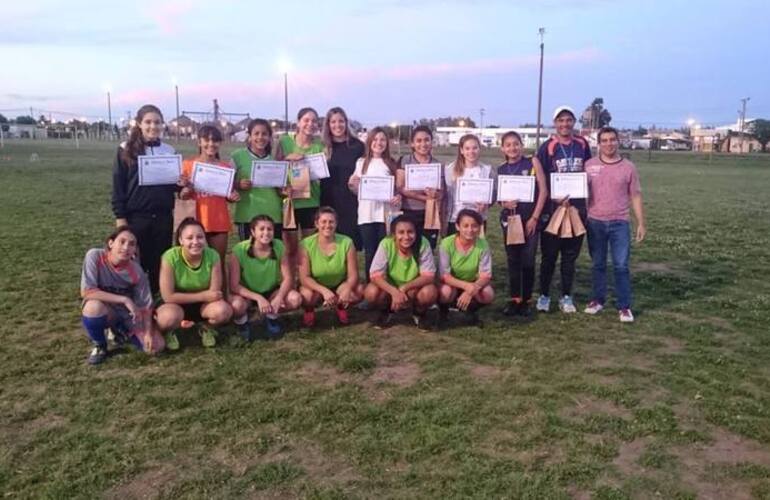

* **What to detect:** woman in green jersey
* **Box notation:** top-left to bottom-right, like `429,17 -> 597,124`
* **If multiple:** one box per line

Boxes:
437,209 -> 495,327
298,207 -> 363,328
156,218 -> 232,349
229,215 -> 301,341
231,119 -> 283,241
363,214 -> 437,331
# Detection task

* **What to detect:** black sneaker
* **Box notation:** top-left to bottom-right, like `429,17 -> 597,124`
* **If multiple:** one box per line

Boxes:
467,311 -> 483,328
373,310 -> 392,330
503,301 -> 521,317
413,313 -> 431,332
436,305 -> 449,329
237,322 -> 252,342
519,301 -> 534,320
88,345 -> 108,365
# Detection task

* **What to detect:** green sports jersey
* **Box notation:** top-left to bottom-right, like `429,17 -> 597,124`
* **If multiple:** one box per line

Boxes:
370,236 -> 435,287
233,239 -> 284,294
300,233 -> 352,289
162,246 -> 220,293
279,134 -> 324,209
231,148 -> 283,224
438,234 -> 492,282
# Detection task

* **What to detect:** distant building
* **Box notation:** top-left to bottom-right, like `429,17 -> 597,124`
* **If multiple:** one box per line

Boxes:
691,120 -> 761,153
435,126 -> 556,149
7,124 -> 47,139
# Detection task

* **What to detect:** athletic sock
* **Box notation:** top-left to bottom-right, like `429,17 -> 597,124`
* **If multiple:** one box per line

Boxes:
234,314 -> 248,325
82,315 -> 108,347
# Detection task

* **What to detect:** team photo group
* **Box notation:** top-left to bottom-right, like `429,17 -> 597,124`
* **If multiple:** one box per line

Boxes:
81,103 -> 646,365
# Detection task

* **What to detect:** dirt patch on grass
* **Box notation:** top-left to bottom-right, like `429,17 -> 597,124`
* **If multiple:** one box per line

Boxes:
467,363 -> 502,381
633,261 -> 679,274
481,429 -> 565,467
369,363 -> 421,387
657,336 -> 686,354
105,463 -> 179,500
562,396 -> 633,420
613,437 -> 649,476
23,413 -> 67,433
291,361 -> 354,388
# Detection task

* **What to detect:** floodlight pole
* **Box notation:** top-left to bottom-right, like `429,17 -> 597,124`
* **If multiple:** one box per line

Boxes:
107,91 -> 112,140
284,72 -> 289,132
175,84 -> 181,143
535,27 -> 546,150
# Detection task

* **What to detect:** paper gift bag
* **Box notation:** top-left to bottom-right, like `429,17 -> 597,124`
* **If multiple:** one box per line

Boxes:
568,206 -> 586,237
560,207 -> 573,238
173,197 -> 197,232
545,205 -> 567,235
290,166 -> 311,199
424,198 -> 442,230
282,198 -> 297,230
506,214 -> 526,245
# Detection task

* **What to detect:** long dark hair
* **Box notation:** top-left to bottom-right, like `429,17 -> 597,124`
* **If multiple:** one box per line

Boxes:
104,226 -> 136,249
247,214 -> 277,260
389,214 -> 420,267
246,119 -> 273,156
362,126 -> 398,175
121,104 -> 164,167
455,208 -> 483,228
175,217 -> 205,246
197,125 -> 223,159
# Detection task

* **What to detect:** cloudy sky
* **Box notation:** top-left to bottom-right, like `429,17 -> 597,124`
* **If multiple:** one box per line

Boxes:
1,0 -> 767,128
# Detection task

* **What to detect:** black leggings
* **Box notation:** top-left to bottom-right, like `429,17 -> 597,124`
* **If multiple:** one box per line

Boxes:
504,231 -> 539,301
539,231 -> 584,297
128,212 -> 173,294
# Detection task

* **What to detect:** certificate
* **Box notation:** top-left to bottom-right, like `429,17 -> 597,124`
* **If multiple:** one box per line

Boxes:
191,161 -> 235,197
404,163 -> 442,191
251,160 -> 288,188
551,172 -> 588,200
298,153 -> 330,180
497,175 -> 535,203
456,178 -> 493,204
358,176 -> 394,202
137,154 -> 182,186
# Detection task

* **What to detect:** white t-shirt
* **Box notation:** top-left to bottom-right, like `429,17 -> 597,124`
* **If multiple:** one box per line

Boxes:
353,157 -> 396,225
444,161 -> 493,222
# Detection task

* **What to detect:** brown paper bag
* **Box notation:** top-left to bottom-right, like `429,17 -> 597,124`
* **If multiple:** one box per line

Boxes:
568,206 -> 586,237
506,215 -> 525,245
560,207 -> 573,238
282,198 -> 297,230
424,198 -> 441,230
173,197 -> 197,232
545,205 -> 567,235
290,165 -> 311,199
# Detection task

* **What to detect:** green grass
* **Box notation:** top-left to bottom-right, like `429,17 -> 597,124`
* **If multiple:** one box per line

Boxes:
1,139 -> 770,498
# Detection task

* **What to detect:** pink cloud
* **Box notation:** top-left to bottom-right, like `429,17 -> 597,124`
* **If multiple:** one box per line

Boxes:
143,0 -> 198,36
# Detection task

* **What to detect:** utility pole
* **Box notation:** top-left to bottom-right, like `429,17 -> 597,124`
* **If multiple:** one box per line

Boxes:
175,83 -> 181,142
739,97 -> 750,153
479,108 -> 485,130
284,72 -> 289,132
535,27 -> 546,150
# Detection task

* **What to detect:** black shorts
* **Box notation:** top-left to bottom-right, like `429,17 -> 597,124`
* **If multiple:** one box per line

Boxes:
285,207 -> 317,231
182,302 -> 205,323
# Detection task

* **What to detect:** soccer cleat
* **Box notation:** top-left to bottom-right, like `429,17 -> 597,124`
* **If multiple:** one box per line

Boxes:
584,300 -> 604,315
373,310 -> 392,330
412,313 -> 431,332
199,325 -> 217,348
88,345 -> 108,365
559,295 -> 577,313
335,306 -> 350,326
265,317 -> 284,339
302,309 -> 316,328
164,330 -> 180,351
536,295 -> 551,312
237,322 -> 252,342
503,298 -> 523,317
619,309 -> 635,323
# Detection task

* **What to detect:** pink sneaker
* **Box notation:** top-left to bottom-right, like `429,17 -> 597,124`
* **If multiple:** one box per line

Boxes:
335,306 -> 350,325
619,309 -> 635,323
302,308 -> 316,328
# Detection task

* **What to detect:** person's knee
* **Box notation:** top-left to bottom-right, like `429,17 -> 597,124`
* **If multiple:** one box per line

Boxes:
418,284 -> 438,304
207,301 -> 232,325
478,286 -> 495,304
363,283 -> 381,303
230,296 -> 248,317
285,290 -> 302,310
82,299 -> 108,317
438,284 -> 455,303
156,305 -> 183,330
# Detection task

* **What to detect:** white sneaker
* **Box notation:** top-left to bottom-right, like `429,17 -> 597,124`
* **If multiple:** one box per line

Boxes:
584,300 -> 604,315
559,295 -> 577,313
619,309 -> 635,323
536,295 -> 551,312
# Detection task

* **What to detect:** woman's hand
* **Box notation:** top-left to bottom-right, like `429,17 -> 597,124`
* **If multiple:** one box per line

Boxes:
122,297 -> 138,320
348,175 -> 361,193
177,174 -> 190,188
390,194 -> 402,206
238,179 -> 252,190
425,188 -> 438,200
390,289 -> 409,311
456,290 -> 474,311
202,290 -> 223,303
227,190 -> 240,202
179,187 -> 194,200
321,289 -> 338,308
525,217 -> 538,236
270,295 -> 284,313
256,295 -> 273,315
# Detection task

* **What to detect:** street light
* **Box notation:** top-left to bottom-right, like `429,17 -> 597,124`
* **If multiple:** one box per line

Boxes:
459,119 -> 466,128
277,58 -> 292,132
172,77 -> 180,142
535,27 -> 546,150
104,83 -> 113,140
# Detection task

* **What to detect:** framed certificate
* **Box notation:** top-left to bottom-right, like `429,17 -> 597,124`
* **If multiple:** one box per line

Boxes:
551,172 -> 588,200
497,175 -> 535,203
137,154 -> 182,186
251,160 -> 288,188
404,163 -> 442,191
358,176 -> 394,202
456,178 -> 493,204
298,153 -> 330,180
191,162 -> 235,197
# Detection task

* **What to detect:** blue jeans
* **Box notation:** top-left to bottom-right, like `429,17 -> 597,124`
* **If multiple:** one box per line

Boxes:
587,218 -> 632,310
359,222 -> 386,281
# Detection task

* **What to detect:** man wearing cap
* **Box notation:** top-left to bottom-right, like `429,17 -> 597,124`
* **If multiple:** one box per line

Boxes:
535,106 -> 592,313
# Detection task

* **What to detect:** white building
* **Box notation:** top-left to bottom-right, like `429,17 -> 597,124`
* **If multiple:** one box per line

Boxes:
435,126 -> 556,149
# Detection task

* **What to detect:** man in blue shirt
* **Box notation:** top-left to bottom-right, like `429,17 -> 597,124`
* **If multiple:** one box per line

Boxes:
535,106 -> 592,313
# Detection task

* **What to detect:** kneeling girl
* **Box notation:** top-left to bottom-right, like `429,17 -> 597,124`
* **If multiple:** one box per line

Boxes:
156,218 -> 232,349
229,215 -> 301,341
364,214 -> 437,330
299,207 -> 364,327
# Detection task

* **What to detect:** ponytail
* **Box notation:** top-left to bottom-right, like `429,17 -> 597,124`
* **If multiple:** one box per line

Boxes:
121,104 -> 164,167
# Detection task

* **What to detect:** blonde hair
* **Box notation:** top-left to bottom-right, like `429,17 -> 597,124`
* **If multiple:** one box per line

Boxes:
453,134 -> 480,178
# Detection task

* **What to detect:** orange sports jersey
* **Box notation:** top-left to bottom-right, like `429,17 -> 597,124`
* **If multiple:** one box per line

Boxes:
183,159 -> 233,233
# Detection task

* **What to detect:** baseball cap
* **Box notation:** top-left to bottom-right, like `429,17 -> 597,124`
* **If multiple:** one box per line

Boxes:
552,105 -> 575,120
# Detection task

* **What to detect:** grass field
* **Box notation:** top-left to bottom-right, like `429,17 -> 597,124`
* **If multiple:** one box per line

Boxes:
1,139 -> 769,499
